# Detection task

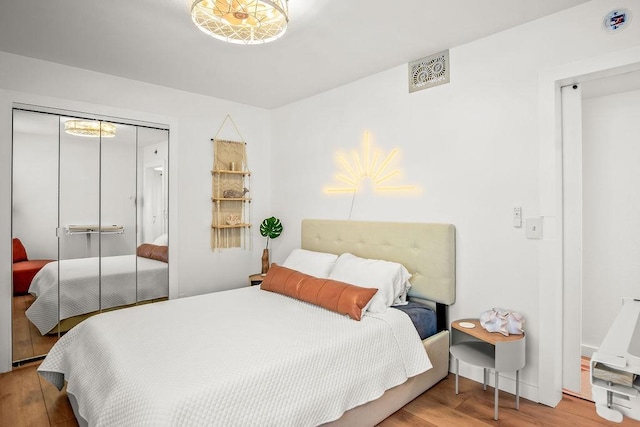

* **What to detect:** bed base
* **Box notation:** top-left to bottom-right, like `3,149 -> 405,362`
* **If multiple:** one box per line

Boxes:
67,330 -> 450,427
48,297 -> 168,335
325,330 -> 450,426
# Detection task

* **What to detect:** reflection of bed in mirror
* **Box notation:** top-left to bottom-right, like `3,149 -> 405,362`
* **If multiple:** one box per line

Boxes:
26,245 -> 168,335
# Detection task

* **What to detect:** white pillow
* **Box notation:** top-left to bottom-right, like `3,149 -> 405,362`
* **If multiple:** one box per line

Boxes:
281,249 -> 338,278
152,233 -> 168,246
328,253 -> 412,313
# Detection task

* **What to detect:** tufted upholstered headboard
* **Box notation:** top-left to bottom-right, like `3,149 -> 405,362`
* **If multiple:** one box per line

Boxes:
301,219 -> 455,306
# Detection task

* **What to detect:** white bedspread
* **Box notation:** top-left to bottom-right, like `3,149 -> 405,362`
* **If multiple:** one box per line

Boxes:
26,255 -> 168,335
39,286 -> 432,426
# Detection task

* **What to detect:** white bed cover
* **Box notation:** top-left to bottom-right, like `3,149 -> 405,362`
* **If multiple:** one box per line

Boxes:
26,255 -> 168,335
39,286 -> 432,426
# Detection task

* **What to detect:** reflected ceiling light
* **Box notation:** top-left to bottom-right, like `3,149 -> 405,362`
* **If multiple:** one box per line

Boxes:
64,120 -> 116,138
191,0 -> 288,45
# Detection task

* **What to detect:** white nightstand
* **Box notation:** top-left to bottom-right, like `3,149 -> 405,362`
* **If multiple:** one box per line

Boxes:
450,319 -> 526,420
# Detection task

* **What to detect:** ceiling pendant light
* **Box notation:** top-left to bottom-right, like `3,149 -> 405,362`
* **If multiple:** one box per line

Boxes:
191,0 -> 288,45
64,120 -> 116,138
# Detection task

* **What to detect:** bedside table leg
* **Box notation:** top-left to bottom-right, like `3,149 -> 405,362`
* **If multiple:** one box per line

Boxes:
494,371 -> 499,420
483,368 -> 487,390
455,358 -> 459,394
515,370 -> 520,410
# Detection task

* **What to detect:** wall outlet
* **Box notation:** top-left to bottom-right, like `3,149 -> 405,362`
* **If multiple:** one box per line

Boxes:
526,217 -> 543,239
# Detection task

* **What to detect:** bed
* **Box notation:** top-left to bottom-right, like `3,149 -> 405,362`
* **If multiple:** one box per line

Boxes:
38,219 -> 455,426
26,251 -> 169,335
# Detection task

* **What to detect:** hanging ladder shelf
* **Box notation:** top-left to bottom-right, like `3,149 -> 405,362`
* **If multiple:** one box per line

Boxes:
212,170 -> 251,175
210,124 -> 252,250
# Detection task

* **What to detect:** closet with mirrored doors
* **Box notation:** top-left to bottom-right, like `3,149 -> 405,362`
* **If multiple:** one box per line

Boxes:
11,108 -> 169,365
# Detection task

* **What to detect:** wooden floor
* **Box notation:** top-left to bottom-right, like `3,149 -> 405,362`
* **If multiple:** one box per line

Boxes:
381,375 -> 640,426
2,366 -> 638,427
0,362 -> 77,427
12,294 -> 58,362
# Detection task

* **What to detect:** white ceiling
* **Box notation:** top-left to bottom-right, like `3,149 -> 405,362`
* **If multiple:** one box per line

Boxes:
0,0 -> 590,109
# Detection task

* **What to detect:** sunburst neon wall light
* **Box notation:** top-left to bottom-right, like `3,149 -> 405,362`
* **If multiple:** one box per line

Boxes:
325,132 -> 415,193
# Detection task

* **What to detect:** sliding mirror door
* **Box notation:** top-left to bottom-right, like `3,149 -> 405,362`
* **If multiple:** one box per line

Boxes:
136,127 -> 169,304
12,109 -> 169,365
11,110 -> 59,362
57,116 -> 101,334
139,127 -> 168,245
99,123 -> 137,312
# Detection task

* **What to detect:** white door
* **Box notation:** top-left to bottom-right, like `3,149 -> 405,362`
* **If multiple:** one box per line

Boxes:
581,85 -> 640,354
562,75 -> 640,395
561,83 -> 583,394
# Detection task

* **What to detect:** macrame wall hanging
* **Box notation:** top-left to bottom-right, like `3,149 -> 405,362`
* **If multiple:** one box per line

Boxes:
211,115 -> 252,250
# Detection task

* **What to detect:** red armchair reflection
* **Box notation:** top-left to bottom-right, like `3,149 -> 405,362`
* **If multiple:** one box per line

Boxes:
12,238 -> 53,295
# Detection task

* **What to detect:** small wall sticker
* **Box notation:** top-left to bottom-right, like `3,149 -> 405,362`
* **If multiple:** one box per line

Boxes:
603,9 -> 631,32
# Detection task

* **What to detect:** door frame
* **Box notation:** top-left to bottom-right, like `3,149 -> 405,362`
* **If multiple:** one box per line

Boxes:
560,83 -> 583,394
0,95 -> 177,373
537,46 -> 640,407
10,106 -> 171,365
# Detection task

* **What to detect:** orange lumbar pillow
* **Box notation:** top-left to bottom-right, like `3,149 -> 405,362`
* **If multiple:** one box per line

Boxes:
136,243 -> 168,263
261,264 -> 377,321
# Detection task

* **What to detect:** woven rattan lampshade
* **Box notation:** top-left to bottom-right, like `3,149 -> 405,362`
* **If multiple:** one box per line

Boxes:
191,0 -> 288,45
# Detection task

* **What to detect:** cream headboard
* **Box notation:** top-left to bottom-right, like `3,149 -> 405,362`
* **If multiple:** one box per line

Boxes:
301,219 -> 455,305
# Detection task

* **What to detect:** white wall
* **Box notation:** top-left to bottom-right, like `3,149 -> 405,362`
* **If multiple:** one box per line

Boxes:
0,52 -> 272,372
58,133 -> 102,259
271,0 -> 640,403
14,118 -> 169,260
140,139 -> 169,244
582,89 -> 640,353
96,125 -> 138,258
12,118 -> 58,260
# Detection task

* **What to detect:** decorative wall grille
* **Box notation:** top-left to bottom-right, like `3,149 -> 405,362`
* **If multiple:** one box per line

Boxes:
408,50 -> 450,93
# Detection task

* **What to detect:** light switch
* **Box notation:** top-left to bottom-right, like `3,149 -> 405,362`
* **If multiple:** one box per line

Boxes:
513,207 -> 522,228
526,217 -> 543,239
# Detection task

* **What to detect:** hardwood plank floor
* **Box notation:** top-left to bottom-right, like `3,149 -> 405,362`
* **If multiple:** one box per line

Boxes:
382,376 -> 640,426
12,295 -> 58,363
2,365 -> 638,426
0,362 -> 75,427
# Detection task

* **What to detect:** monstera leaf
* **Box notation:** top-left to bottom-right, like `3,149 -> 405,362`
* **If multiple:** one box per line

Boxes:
260,216 -> 283,249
